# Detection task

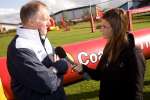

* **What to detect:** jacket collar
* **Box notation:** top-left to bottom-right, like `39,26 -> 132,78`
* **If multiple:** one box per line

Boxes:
16,26 -> 40,41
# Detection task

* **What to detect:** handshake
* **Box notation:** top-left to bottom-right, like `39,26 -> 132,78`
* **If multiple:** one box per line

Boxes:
55,46 -> 83,73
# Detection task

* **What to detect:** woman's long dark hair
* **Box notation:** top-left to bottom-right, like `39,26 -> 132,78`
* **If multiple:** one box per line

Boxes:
102,8 -> 129,63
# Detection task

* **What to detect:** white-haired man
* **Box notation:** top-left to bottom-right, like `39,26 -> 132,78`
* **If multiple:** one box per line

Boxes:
7,1 -> 68,100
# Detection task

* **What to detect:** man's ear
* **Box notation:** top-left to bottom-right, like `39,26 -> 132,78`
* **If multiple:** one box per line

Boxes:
27,18 -> 39,29
26,18 -> 33,26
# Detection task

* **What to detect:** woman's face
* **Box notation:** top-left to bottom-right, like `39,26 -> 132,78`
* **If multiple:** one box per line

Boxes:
100,19 -> 113,39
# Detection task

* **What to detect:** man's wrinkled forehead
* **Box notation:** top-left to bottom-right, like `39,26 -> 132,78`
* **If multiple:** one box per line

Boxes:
34,6 -> 49,19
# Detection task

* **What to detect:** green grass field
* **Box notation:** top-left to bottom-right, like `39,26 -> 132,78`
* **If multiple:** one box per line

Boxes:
0,13 -> 150,99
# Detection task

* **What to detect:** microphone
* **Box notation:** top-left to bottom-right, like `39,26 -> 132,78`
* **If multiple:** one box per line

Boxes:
55,46 -> 90,80
55,46 -> 78,68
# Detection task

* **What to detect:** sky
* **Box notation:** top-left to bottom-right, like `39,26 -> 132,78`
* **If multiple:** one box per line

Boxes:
0,0 -> 96,23
0,0 -> 27,16
0,0 -> 108,16
0,0 -> 129,23
0,0 -> 77,23
0,0 -> 81,16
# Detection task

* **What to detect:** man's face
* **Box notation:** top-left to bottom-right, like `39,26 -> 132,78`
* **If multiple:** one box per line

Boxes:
30,6 -> 50,36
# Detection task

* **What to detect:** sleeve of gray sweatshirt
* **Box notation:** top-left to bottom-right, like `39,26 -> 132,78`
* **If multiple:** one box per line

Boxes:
10,48 -> 61,93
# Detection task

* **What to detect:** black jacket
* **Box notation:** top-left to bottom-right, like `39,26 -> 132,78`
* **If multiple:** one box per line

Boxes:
7,27 -> 68,100
83,33 -> 145,100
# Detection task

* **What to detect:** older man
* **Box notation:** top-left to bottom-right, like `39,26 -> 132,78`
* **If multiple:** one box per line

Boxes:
7,1 -> 68,100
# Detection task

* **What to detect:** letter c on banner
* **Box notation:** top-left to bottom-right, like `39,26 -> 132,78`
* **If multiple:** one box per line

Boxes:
78,52 -> 89,65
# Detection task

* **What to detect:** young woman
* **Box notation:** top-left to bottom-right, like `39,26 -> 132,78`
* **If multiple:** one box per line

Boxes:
77,8 -> 145,100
